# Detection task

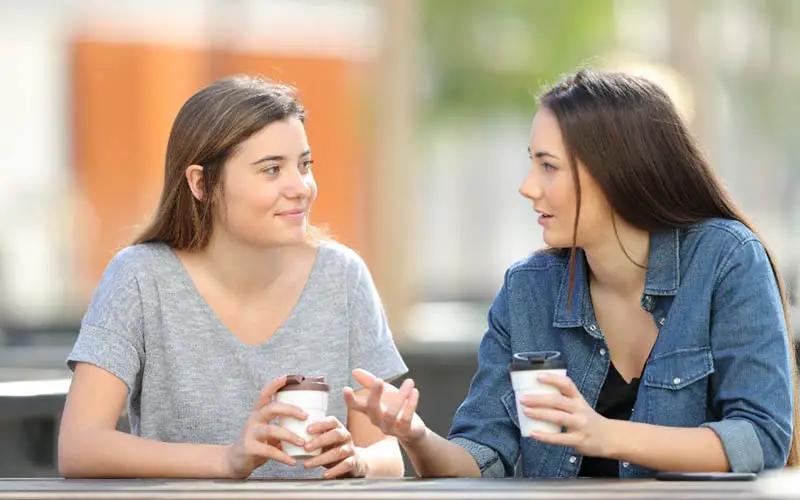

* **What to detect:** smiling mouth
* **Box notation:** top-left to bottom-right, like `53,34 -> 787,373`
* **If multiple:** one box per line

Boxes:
276,209 -> 305,216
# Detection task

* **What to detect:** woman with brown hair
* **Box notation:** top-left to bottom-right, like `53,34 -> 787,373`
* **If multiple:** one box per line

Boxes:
58,75 -> 408,480
347,69 -> 798,478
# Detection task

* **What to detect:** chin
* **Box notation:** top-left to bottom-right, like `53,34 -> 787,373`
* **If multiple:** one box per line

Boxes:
542,232 -> 571,249
277,229 -> 311,246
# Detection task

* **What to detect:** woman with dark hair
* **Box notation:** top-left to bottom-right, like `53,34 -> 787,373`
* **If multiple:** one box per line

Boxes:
58,75 -> 408,480
347,69 -> 798,478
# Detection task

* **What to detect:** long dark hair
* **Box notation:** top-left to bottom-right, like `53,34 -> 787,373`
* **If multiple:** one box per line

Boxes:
134,74 -> 324,249
539,68 -> 799,467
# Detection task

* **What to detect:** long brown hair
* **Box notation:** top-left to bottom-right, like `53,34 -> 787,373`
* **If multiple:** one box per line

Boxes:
539,68 -> 799,467
134,74 -> 325,249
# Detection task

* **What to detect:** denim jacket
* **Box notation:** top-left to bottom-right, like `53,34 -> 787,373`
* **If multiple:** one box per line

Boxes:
448,218 -> 794,478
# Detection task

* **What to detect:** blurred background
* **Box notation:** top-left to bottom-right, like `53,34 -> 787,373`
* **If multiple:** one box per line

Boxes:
0,0 -> 798,477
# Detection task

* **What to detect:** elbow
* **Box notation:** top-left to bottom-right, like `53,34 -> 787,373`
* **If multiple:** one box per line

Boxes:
57,427 -> 97,478
702,418 -> 793,473
362,438 -> 406,478
57,434 -> 82,478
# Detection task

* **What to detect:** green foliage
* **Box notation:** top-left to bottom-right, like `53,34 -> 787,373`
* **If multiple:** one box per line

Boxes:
420,0 -> 617,118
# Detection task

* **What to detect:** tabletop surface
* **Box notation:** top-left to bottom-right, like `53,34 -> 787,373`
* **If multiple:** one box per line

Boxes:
0,475 -> 797,500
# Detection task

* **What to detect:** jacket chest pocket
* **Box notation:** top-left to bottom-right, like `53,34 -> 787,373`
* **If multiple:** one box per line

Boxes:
642,346 -> 714,425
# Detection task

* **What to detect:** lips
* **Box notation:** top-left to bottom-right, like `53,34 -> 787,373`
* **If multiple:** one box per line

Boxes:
276,209 -> 306,216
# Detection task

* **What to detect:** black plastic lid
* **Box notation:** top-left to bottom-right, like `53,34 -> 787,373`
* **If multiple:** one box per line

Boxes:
509,351 -> 566,372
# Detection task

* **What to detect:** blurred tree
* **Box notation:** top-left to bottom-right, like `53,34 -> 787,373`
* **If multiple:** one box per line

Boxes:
420,0 -> 616,119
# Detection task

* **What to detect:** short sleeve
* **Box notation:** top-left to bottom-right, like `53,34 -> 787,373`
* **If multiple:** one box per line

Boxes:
67,246 -> 146,393
345,251 -> 408,390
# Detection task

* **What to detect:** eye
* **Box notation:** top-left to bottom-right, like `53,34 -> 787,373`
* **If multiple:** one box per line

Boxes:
299,159 -> 314,173
542,162 -> 557,173
261,165 -> 280,175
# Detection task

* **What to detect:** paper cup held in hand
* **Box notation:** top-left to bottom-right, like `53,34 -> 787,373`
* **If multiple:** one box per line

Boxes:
509,351 -> 567,436
275,375 -> 329,458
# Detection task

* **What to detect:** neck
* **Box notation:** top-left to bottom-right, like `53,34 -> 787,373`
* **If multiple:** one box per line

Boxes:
584,220 -> 650,298
192,233 -> 312,298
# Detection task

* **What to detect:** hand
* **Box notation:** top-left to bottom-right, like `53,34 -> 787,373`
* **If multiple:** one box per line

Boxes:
224,375 -> 309,479
301,417 -> 367,479
343,369 -> 427,445
520,373 -> 611,457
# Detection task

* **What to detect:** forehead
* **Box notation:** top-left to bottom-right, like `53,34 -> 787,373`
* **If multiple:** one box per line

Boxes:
234,117 -> 309,160
529,108 -> 566,154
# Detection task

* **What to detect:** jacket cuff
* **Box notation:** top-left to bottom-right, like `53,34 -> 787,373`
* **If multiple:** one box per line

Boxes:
449,437 -> 508,478
701,419 -> 764,473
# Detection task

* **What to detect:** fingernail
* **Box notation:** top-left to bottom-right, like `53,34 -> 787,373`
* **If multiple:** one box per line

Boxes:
537,374 -> 548,381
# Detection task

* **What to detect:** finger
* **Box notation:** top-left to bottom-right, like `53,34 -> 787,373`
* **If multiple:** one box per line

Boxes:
537,373 -> 579,398
382,379 -> 413,430
529,430 -> 579,448
366,378 -> 388,425
256,423 -> 307,447
520,393 -> 574,413
305,426 -> 349,454
398,388 -> 420,429
257,402 -> 308,423
351,369 -> 379,389
343,387 -> 369,413
248,439 -> 297,467
254,375 -> 288,410
523,408 -> 575,429
306,416 -> 340,436
304,442 -> 355,470
323,456 -> 361,479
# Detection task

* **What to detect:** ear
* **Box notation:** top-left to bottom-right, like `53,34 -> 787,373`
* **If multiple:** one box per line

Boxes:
185,165 -> 204,201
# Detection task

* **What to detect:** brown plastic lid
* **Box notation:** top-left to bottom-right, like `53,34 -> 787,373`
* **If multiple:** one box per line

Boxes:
277,375 -> 329,392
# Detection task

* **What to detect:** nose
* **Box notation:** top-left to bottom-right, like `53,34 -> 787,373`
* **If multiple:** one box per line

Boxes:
518,168 -> 543,201
283,165 -> 312,199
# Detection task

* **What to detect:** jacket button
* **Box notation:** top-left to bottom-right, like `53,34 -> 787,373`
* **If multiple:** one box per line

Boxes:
569,456 -> 577,464
673,377 -> 681,385
622,462 -> 630,468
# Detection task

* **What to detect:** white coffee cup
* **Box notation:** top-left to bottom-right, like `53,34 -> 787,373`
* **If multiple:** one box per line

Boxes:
509,351 -> 567,436
275,375 -> 330,458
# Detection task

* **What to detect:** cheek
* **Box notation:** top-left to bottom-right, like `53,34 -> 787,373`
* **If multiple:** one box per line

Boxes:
547,176 -> 576,212
224,183 -> 280,217
306,175 -> 318,202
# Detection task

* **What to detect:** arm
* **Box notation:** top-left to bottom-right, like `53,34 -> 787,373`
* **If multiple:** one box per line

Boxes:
59,363 -> 230,478
445,269 -> 522,477
604,422 -> 726,471
699,239 -> 794,472
401,429 -> 482,478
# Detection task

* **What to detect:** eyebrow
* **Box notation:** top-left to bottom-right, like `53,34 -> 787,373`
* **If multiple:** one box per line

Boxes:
527,146 -> 561,160
252,149 -> 312,165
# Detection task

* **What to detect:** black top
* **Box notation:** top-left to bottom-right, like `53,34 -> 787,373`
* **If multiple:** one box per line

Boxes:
578,362 -> 640,478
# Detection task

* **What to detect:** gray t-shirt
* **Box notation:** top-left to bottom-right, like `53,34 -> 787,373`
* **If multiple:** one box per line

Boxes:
67,241 -> 408,479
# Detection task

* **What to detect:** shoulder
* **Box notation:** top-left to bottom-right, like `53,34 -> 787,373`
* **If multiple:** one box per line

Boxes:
316,241 -> 371,282
98,243 -> 167,285
684,218 -> 760,247
681,218 -> 766,265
